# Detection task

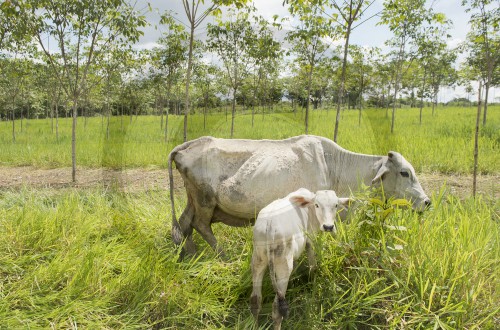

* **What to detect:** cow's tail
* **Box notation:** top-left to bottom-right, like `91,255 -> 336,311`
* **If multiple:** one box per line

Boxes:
168,146 -> 183,246
168,137 -> 209,246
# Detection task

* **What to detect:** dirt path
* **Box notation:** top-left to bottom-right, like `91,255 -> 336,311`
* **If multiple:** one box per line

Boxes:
0,166 -> 498,200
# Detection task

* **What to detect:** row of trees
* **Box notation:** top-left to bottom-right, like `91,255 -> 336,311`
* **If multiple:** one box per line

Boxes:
1,0 -> 498,181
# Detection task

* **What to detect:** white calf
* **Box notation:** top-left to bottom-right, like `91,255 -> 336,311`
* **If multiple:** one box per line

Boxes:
250,188 -> 349,330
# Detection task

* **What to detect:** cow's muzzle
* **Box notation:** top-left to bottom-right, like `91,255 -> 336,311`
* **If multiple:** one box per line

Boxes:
323,224 -> 334,232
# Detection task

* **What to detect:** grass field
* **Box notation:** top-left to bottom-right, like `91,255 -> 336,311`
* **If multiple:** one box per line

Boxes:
1,105 -> 499,173
1,106 -> 499,329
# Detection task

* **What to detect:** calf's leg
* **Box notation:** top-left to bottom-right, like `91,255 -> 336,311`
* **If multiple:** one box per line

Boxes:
250,248 -> 268,324
270,253 -> 293,330
306,239 -> 317,272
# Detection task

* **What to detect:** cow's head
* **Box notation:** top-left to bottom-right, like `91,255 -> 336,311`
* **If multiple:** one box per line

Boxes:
290,189 -> 350,233
372,152 -> 431,212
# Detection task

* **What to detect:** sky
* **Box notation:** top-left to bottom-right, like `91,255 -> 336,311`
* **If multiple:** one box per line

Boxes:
131,0 -> 497,102
135,0 -> 471,50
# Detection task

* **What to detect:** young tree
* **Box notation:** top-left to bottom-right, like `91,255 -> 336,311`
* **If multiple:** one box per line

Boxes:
193,61 -> 220,129
472,80 -> 483,197
414,20 -> 452,123
207,8 -> 255,138
154,12 -> 188,139
462,0 -> 499,125
0,56 -> 22,141
286,1 -> 334,134
181,0 -> 249,142
347,45 -> 376,125
329,0 -> 373,141
246,15 -> 283,126
379,0 -> 446,133
427,50 -> 457,115
17,0 -> 146,182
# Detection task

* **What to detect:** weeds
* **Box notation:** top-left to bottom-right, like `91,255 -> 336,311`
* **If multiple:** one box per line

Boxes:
1,188 -> 498,328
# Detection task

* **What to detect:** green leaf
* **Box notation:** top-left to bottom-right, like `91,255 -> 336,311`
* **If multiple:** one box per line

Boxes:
391,199 -> 412,207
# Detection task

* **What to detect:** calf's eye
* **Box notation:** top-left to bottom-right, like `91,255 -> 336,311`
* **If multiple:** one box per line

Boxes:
315,204 -> 319,208
400,171 -> 410,178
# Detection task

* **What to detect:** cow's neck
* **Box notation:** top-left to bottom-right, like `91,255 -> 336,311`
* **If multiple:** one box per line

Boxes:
327,147 -> 382,196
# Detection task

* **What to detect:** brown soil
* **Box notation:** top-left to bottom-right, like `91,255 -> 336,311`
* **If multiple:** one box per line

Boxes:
0,166 -> 498,200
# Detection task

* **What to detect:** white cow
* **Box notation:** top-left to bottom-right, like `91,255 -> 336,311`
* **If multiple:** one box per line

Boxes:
250,188 -> 349,330
168,135 -> 431,256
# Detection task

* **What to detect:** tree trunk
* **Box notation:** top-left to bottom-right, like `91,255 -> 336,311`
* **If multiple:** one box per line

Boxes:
419,68 -> 426,125
106,106 -> 111,140
432,91 -> 437,116
12,109 -> 15,143
391,81 -> 398,133
164,100 -> 169,143
51,99 -> 54,133
231,88 -> 236,138
473,81 -> 482,197
165,82 -> 172,142
56,103 -> 59,141
305,66 -> 313,135
183,23 -> 196,142
159,97 -> 164,131
483,81 -> 489,126
358,100 -> 362,126
71,100 -> 78,183
333,23 -> 352,142
204,95 -> 208,130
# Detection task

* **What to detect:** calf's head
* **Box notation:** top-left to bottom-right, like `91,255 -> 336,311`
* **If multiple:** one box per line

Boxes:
290,189 -> 350,233
372,151 -> 431,212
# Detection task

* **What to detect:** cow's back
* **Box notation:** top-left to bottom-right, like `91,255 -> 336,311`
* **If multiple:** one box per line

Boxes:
214,136 -> 330,218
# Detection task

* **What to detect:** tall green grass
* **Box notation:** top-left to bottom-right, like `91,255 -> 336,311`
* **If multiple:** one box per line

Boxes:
1,188 -> 498,328
1,105 -> 499,173
1,106 -> 499,328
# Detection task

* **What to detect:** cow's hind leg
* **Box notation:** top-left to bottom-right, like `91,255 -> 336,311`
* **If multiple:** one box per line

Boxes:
194,219 -> 225,257
176,201 -> 196,255
190,199 -> 226,257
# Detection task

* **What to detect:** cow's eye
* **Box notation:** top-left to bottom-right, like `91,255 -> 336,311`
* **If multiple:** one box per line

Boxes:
400,171 -> 410,178
315,204 -> 319,208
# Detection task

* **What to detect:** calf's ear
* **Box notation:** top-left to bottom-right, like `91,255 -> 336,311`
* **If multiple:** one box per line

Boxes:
289,193 -> 315,208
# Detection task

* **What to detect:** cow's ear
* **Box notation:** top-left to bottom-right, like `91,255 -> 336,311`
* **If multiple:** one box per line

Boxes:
339,198 -> 351,207
387,151 -> 402,165
372,161 -> 390,185
290,194 -> 315,208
